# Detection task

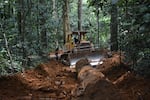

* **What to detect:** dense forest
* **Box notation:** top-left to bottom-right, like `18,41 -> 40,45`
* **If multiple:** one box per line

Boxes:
0,0 -> 150,77
0,0 -> 150,100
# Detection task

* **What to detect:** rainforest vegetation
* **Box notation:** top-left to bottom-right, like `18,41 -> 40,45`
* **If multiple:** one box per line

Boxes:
0,0 -> 149,77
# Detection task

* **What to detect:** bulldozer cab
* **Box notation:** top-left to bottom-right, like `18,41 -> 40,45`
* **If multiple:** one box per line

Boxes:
72,31 -> 87,44
72,31 -> 94,52
64,31 -> 88,52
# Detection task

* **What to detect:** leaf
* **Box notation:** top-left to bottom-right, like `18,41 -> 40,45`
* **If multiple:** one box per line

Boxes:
143,13 -> 150,23
111,0 -> 119,4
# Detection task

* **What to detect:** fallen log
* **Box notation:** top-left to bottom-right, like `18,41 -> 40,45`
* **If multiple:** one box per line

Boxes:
78,66 -> 105,88
75,65 -> 107,96
75,66 -> 127,99
74,56 -> 129,100
75,58 -> 90,73
74,58 -> 106,96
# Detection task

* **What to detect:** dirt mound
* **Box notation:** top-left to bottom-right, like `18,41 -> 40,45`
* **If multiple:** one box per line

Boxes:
116,73 -> 150,100
95,53 -> 150,100
96,53 -> 129,81
94,52 -> 150,100
0,60 -> 78,100
102,64 -> 129,82
0,75 -> 29,100
77,79 -> 128,100
0,53 -> 149,100
18,60 -> 63,90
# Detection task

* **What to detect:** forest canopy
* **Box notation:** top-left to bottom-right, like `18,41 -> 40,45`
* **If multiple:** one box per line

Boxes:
0,0 -> 150,76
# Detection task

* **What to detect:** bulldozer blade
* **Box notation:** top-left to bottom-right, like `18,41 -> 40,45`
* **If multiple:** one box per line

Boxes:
61,51 -> 104,68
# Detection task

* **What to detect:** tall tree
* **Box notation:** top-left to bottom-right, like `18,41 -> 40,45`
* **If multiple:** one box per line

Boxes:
36,0 -> 40,47
39,0 -> 47,49
78,0 -> 82,31
62,0 -> 71,44
17,0 -> 26,66
110,1 -> 118,51
87,0 -> 104,47
52,0 -> 59,47
96,4 -> 101,47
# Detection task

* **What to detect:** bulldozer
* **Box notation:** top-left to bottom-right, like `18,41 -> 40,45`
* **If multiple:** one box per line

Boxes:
59,31 -> 104,67
63,31 -> 94,53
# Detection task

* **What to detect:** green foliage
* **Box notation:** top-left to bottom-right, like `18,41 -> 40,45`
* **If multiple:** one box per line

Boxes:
0,0 -> 64,74
83,0 -> 111,47
0,0 -> 149,77
87,0 -> 150,76
118,0 -> 150,77
0,48 -> 22,75
135,50 -> 150,77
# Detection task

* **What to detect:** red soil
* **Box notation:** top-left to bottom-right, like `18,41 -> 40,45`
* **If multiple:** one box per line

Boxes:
0,53 -> 149,100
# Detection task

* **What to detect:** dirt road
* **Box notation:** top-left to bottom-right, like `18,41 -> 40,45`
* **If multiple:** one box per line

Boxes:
0,53 -> 149,100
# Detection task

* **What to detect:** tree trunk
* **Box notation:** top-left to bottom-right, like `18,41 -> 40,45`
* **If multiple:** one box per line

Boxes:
22,1 -> 26,66
97,8 -> 100,47
78,0 -> 82,31
36,0 -> 40,47
39,0 -> 47,49
53,0 -> 59,47
110,4 -> 118,51
17,0 -> 26,66
63,0 -> 71,44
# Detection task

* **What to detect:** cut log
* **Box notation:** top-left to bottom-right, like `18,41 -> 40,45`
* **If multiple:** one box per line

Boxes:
74,64 -> 128,99
75,58 -> 90,73
75,63 -> 106,96
74,55 -> 129,99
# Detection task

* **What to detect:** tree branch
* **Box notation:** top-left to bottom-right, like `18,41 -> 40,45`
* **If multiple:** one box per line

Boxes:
3,34 -> 14,71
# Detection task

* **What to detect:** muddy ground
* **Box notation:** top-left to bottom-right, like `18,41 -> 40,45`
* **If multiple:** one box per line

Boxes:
0,52 -> 149,100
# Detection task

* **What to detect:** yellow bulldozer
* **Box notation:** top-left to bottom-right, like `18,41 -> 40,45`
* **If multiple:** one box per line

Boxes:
64,31 -> 94,53
59,31 -> 103,67
49,31 -> 103,67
